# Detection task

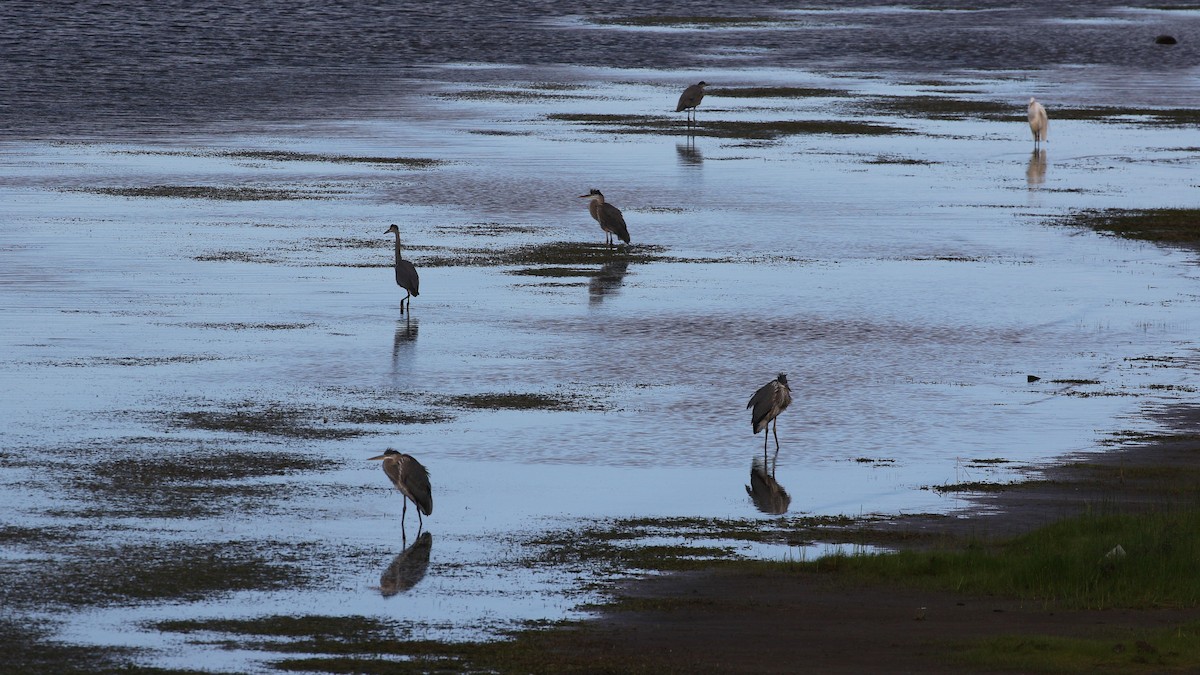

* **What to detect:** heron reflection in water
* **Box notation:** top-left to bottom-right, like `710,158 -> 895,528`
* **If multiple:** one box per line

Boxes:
379,531 -> 433,597
588,258 -> 630,305
392,316 -> 419,372
676,139 -> 702,166
746,455 -> 791,515
1026,149 -> 1047,189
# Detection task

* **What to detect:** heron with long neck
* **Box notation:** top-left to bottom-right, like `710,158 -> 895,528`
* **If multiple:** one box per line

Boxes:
579,189 -> 631,248
369,449 -> 432,540
385,224 -> 419,314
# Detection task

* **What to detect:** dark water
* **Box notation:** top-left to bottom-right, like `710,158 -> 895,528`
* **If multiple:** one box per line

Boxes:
3,0 -> 1197,136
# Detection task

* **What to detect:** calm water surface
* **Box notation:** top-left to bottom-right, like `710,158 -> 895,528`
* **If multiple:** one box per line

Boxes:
3,1 -> 1200,670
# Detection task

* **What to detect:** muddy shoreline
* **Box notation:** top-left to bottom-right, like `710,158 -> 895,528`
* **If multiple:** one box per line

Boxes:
555,403 -> 1200,673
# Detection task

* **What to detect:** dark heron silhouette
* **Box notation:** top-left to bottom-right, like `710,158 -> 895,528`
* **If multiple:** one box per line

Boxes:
386,224 -> 420,314
379,531 -> 433,597
579,189 -> 630,248
369,449 -> 432,539
746,456 -> 791,515
676,81 -> 707,124
1027,97 -> 1048,150
748,373 -> 792,454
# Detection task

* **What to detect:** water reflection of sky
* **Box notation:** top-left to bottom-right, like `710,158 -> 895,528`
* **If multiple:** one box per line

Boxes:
4,42 -> 1200,672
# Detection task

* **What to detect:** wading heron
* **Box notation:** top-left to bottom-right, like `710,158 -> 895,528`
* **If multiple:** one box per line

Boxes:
748,373 -> 792,454
386,224 -> 420,314
369,449 -> 432,539
1027,98 -> 1048,149
579,189 -> 631,247
676,81 -> 707,124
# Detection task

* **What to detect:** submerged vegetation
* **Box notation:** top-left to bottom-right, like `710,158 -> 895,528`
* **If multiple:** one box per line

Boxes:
1054,208 -> 1200,247
590,15 -> 789,28
547,113 -> 908,139
78,185 -> 330,201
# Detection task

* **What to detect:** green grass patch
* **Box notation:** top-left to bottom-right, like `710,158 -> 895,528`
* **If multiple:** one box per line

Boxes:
804,507 -> 1200,609
953,622 -> 1200,673
1054,208 -> 1200,247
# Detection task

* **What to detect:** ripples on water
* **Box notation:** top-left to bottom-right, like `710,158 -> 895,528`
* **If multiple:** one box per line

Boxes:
3,0 -> 1199,135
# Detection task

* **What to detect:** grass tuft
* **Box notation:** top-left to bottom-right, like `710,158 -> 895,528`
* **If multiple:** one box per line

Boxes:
805,507 -> 1200,610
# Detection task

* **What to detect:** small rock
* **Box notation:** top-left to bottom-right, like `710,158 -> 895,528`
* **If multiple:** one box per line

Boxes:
1155,35 -> 1178,45
914,606 -> 927,621
1105,544 -> 1127,560
1027,375 -> 1041,383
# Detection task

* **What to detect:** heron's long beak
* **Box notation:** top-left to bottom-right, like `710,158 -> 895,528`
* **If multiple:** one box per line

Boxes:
367,454 -> 388,461
578,194 -> 591,199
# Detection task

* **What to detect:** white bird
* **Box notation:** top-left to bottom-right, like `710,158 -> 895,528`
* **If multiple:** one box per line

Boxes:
1027,97 -> 1048,149
747,373 -> 793,454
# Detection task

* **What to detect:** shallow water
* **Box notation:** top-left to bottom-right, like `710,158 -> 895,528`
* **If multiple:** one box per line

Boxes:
4,1 -> 1200,671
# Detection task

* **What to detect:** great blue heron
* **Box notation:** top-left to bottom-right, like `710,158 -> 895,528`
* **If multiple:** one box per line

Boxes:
676,81 -> 707,124
579,189 -> 631,248
1027,98 -> 1048,149
748,373 -> 792,454
369,449 -> 432,539
385,224 -> 420,314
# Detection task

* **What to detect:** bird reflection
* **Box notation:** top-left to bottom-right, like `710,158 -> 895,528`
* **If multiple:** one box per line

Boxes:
391,316 -> 418,371
745,456 -> 791,515
588,258 -> 630,305
379,531 -> 433,597
1026,149 -> 1047,188
676,138 -> 702,166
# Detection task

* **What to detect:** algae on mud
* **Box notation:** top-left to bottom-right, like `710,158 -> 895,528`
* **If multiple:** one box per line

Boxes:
548,113 -> 909,139
1054,208 -> 1200,247
78,186 -> 332,201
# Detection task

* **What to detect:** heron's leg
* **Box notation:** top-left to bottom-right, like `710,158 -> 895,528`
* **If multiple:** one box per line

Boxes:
772,418 -> 781,451
763,426 -> 769,452
416,509 -> 423,535
401,498 -> 408,540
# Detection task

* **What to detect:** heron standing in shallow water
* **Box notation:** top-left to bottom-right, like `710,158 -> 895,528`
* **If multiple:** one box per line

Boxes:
748,373 -> 792,455
579,189 -> 631,248
386,224 -> 419,314
1027,97 -> 1048,150
369,449 -> 432,539
676,81 -> 707,125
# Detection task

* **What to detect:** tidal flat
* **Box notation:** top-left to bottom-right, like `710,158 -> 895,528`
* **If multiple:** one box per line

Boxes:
4,1 -> 1200,672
